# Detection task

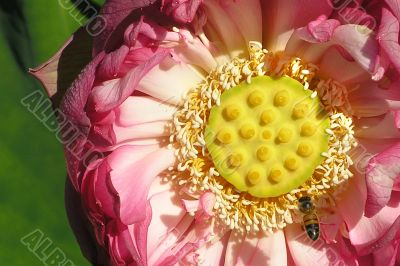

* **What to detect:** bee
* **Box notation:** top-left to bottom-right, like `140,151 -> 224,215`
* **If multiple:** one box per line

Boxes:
298,196 -> 320,241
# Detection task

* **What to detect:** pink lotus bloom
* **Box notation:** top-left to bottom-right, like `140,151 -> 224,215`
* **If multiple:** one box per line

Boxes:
32,0 -> 400,265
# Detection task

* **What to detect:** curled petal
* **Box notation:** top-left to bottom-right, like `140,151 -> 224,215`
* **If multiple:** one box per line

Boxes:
365,142 -> 400,217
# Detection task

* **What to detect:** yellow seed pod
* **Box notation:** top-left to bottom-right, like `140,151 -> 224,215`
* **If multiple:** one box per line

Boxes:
301,122 -> 317,137
216,128 -> 234,144
277,128 -> 293,143
274,90 -> 290,107
260,109 -> 275,125
256,145 -> 270,162
223,104 -> 241,121
297,142 -> 313,157
247,90 -> 264,107
239,124 -> 256,139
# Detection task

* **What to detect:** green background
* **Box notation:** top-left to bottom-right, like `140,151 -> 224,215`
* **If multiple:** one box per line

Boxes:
0,0 -> 104,264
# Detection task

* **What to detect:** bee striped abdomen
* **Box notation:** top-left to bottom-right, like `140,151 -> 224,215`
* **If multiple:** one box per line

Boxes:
303,213 -> 319,241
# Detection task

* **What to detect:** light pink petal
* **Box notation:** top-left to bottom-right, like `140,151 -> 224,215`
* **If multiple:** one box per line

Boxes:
348,194 -> 400,253
262,0 -> 332,51
113,121 -> 169,143
172,29 -> 217,72
285,224 -> 357,266
386,0 -> 400,20
182,232 -> 230,266
318,47 -> 370,84
355,112 -> 400,139
147,189 -> 186,257
365,141 -> 400,217
379,8 -> 400,74
336,173 -> 367,234
147,215 -> 194,265
137,56 -> 203,105
116,96 -> 176,126
296,16 -> 340,43
224,230 -> 287,266
203,0 -> 247,58
221,0 -> 262,45
108,146 -> 176,224
331,25 -> 379,75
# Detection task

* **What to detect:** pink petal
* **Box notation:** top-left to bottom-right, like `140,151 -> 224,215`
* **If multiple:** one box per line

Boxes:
147,189 -> 186,257
113,121 -> 169,143
224,230 -> 287,265
137,56 -> 203,105
221,0 -> 262,45
90,47 -> 170,112
108,146 -> 176,224
348,194 -> 400,253
379,8 -> 400,74
336,173 -> 366,235
181,232 -> 230,266
385,0 -> 400,20
331,25 -> 379,75
373,242 -> 399,266
296,16 -> 340,43
93,0 -> 157,55
147,215 -> 194,265
203,0 -> 247,57
172,29 -> 217,72
161,0 -> 203,24
116,96 -> 176,126
355,112 -> 400,139
262,0 -> 332,50
285,224 -> 357,266
365,141 -> 400,217
318,47 -> 370,84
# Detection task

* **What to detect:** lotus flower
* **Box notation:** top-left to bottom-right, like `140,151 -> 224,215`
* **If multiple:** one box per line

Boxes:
31,0 -> 400,265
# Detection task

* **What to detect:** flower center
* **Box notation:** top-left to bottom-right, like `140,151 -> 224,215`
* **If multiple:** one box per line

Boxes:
204,76 -> 330,198
168,42 -> 357,233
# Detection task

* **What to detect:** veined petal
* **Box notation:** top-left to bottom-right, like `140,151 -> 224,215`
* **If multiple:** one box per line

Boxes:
116,96 -> 177,126
285,224 -> 357,266
203,0 -> 247,58
147,189 -> 186,257
137,56 -> 203,105
221,0 -> 262,45
108,146 -> 176,225
262,0 -> 332,51
365,142 -> 400,217
379,8 -> 400,74
348,194 -> 400,253
90,47 -> 170,112
224,230 -> 287,266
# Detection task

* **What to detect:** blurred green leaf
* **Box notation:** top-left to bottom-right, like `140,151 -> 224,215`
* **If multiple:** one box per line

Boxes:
0,0 -> 104,264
